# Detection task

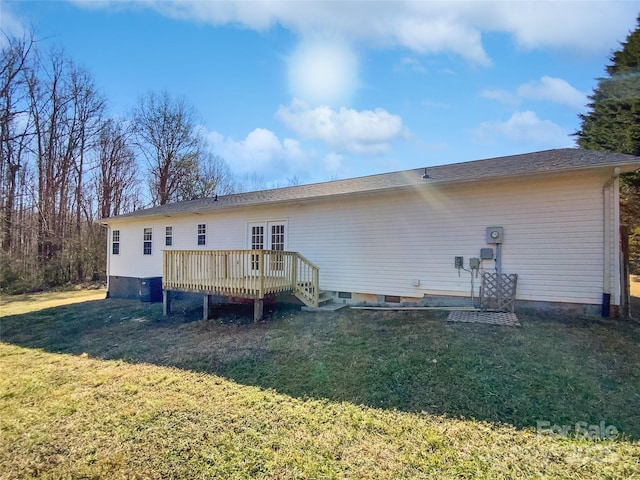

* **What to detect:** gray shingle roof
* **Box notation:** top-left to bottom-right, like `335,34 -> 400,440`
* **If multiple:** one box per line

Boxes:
103,148 -> 640,222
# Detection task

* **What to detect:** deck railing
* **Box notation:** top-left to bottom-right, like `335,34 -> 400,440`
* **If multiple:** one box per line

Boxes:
163,249 -> 319,307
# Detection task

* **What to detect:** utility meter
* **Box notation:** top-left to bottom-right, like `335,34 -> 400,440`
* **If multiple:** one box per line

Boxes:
486,227 -> 503,244
480,248 -> 494,260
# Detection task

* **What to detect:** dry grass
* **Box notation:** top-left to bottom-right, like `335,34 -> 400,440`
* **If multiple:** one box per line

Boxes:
3,343 -> 637,480
631,275 -> 640,297
1,289 -> 640,479
0,288 -> 106,316
629,275 -> 640,318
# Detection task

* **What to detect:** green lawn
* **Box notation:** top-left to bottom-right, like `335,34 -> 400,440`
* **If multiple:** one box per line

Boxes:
1,291 -> 639,479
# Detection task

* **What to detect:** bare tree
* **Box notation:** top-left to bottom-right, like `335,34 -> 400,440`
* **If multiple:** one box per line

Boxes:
0,31 -> 127,291
175,152 -> 236,200
132,90 -> 203,206
0,30 -> 35,253
24,46 -> 106,284
95,118 -> 139,218
234,172 -> 270,193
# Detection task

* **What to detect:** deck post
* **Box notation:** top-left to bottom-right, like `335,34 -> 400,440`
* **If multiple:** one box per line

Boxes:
258,250 -> 265,299
254,297 -> 264,322
292,253 -> 298,290
163,289 -> 171,316
203,294 -> 211,321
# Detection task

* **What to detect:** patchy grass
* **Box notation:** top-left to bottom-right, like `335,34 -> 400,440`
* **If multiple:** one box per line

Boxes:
0,288 -> 106,316
1,291 -> 640,478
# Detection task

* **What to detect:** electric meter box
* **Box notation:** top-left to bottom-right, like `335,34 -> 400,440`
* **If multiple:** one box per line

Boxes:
486,227 -> 504,244
480,248 -> 494,260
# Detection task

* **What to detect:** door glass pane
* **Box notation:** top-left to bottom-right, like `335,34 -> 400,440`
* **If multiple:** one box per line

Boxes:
251,225 -> 264,270
270,224 -> 285,271
271,224 -> 284,251
251,226 -> 264,249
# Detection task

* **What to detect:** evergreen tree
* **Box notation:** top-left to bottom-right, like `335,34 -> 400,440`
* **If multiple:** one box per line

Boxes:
575,16 -> 640,273
576,16 -> 640,155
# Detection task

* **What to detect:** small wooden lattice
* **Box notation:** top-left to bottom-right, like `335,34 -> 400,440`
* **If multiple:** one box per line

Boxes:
480,273 -> 518,312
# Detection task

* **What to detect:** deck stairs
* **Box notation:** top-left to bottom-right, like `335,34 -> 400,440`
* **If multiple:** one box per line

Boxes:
301,290 -> 346,312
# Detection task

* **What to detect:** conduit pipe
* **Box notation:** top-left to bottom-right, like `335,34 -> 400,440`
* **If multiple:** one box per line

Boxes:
602,167 -> 620,317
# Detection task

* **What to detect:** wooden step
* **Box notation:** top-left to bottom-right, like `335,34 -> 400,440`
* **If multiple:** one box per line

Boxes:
318,293 -> 333,307
302,292 -> 346,312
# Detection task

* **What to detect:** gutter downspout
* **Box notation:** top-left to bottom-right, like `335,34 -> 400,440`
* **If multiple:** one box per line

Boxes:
602,167 -> 620,317
104,224 -> 111,298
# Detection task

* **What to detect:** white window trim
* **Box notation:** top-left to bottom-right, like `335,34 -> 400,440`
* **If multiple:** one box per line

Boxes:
143,227 -> 153,255
165,226 -> 173,247
197,223 -> 206,246
112,230 -> 120,255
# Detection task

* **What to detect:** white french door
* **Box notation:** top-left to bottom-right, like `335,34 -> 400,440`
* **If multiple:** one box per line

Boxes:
248,221 -> 287,273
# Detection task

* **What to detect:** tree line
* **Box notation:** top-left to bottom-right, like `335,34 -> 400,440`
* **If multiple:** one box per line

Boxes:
0,31 -> 251,293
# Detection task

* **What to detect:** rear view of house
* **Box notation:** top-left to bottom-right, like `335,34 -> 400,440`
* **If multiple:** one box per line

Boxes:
102,149 -> 640,318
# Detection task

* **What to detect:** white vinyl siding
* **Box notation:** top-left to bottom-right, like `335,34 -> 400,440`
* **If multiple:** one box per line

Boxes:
106,169 -> 617,306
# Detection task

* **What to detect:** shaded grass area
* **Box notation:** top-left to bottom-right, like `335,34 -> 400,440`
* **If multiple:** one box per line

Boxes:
1,291 -> 640,478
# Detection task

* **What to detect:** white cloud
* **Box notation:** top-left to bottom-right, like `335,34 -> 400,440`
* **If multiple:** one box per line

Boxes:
474,110 -> 572,147
517,76 -> 588,111
287,35 -> 359,107
69,1 -> 639,64
0,0 -> 27,45
276,99 -> 408,155
389,14 -> 491,66
207,127 -> 314,176
482,76 -> 587,111
492,2 -> 634,54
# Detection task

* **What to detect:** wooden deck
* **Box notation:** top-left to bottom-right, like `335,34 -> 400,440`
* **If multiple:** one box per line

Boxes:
163,250 -> 320,320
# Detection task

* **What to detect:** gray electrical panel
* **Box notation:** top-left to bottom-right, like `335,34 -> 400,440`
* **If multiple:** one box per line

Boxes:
486,226 -> 504,244
469,257 -> 480,269
480,248 -> 494,260
454,256 -> 464,268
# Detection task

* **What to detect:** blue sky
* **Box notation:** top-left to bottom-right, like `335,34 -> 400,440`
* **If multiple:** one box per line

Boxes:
2,0 -> 639,186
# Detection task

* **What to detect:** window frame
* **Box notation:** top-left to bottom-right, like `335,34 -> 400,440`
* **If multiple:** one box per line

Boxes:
143,227 -> 152,255
197,223 -> 206,246
112,229 -> 120,255
165,226 -> 173,246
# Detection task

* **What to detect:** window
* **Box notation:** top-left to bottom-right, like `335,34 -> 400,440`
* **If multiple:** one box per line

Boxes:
197,224 -> 206,246
165,226 -> 173,246
112,230 -> 120,255
143,228 -> 152,255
